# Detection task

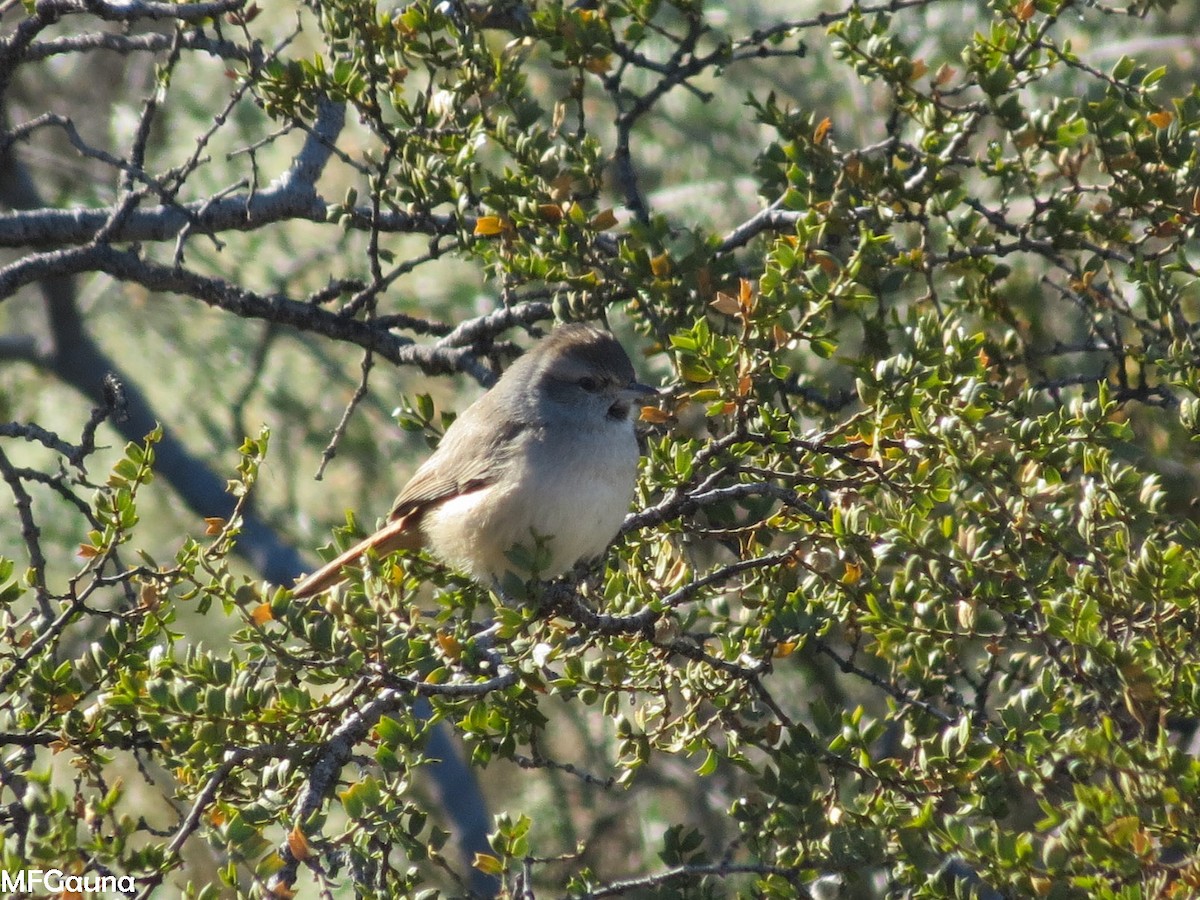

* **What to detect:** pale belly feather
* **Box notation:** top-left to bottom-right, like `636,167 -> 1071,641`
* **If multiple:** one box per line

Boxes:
420,424 -> 638,583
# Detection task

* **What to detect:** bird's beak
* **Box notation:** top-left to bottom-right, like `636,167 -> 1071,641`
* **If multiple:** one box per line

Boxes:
623,381 -> 659,400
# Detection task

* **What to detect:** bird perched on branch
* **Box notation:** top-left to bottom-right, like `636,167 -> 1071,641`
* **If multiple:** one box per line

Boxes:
292,324 -> 657,597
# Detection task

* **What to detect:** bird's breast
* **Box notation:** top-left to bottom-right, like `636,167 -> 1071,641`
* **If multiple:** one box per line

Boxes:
420,421 -> 639,583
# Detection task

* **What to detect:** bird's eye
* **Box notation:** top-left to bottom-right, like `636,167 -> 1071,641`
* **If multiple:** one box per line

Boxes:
577,375 -> 601,392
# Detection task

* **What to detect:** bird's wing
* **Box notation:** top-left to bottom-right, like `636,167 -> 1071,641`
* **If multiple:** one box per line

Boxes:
292,412 -> 526,598
388,413 -> 526,520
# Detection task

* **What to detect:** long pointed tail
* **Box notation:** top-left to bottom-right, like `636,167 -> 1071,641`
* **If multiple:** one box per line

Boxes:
291,515 -> 423,598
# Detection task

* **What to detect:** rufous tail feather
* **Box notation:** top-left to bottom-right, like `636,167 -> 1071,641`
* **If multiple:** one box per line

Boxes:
291,515 -> 422,598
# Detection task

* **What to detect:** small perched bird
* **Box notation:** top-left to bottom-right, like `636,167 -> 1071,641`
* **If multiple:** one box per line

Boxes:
292,324 -> 657,598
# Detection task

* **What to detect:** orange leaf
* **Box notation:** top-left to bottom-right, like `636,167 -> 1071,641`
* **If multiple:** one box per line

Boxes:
583,54 -> 612,74
813,116 -> 831,145
139,583 -> 161,610
811,251 -> 840,275
649,252 -> 671,276
1149,217 -> 1181,238
286,826 -> 311,861
436,632 -> 462,659
1015,0 -> 1035,21
710,292 -> 740,316
639,405 -> 671,424
1148,110 -> 1174,129
473,216 -> 508,236
773,641 -> 797,659
909,58 -> 928,81
590,208 -> 617,230
251,603 -> 274,625
204,516 -> 226,536
738,277 -> 756,314
549,173 -> 574,200
230,2 -> 260,24
78,543 -> 100,559
765,720 -> 781,745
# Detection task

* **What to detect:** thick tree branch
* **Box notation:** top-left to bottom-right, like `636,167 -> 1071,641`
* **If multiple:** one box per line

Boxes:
34,0 -> 245,23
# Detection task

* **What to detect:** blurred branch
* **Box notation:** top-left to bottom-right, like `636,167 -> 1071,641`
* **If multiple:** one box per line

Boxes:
0,420 -> 96,469
29,0 -> 245,22
269,673 -> 515,896
811,638 -> 956,726
133,743 -> 296,900
573,861 -> 808,900
0,95 -> 348,247
717,197 -> 798,253
315,347 -> 373,480
0,446 -> 51,621
22,29 -> 258,63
